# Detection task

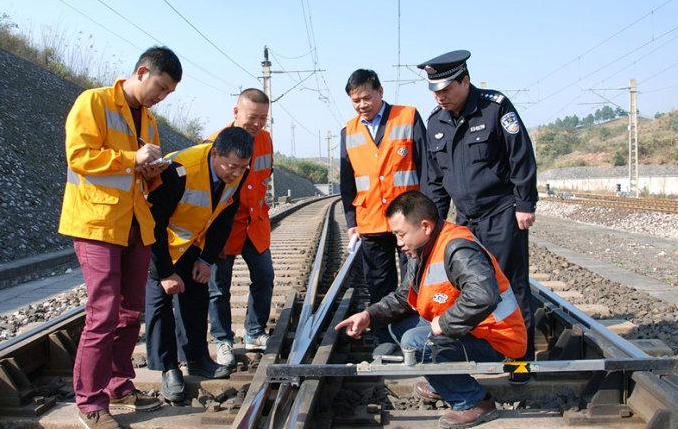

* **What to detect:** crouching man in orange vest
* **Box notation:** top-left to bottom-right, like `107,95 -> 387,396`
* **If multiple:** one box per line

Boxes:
336,191 -> 527,429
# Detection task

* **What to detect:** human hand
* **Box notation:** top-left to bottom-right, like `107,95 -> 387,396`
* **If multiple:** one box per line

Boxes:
515,212 -> 536,230
431,316 -> 443,336
192,260 -> 211,284
160,274 -> 185,295
334,311 -> 371,338
135,142 -> 161,165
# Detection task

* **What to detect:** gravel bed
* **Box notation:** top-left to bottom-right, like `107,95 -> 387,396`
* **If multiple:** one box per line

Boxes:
537,199 -> 678,241
532,204 -> 678,288
530,243 -> 678,352
0,284 -> 86,342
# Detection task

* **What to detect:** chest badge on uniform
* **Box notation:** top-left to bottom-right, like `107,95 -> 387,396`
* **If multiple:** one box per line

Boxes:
500,112 -> 520,134
397,147 -> 409,157
470,124 -> 486,133
434,132 -> 444,140
432,293 -> 449,304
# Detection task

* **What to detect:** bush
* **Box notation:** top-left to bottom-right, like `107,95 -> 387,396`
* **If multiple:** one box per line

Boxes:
275,156 -> 328,184
612,151 -> 626,166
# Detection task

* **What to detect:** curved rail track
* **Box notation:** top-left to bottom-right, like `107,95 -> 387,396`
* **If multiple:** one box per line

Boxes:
0,196 -> 677,429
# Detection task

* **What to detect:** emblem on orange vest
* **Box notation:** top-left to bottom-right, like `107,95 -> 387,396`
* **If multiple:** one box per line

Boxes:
432,293 -> 449,304
397,147 -> 409,157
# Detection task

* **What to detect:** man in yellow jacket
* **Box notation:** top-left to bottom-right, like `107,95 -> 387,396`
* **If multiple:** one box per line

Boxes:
58,46 -> 181,429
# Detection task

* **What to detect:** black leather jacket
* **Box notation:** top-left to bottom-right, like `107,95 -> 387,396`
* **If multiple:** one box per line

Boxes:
365,220 -> 501,338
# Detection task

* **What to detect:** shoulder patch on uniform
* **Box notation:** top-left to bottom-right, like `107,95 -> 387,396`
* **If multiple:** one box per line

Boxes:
428,105 -> 442,120
176,166 -> 186,177
500,112 -> 520,134
480,91 -> 506,104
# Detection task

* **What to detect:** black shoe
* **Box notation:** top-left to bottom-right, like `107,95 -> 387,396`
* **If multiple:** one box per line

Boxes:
186,356 -> 231,379
161,369 -> 185,401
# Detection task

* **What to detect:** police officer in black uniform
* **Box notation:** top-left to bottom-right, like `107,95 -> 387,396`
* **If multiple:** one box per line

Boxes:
418,50 -> 538,382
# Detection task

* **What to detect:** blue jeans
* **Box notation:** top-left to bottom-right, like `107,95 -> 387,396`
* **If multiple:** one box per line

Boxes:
389,314 -> 504,410
208,238 -> 274,343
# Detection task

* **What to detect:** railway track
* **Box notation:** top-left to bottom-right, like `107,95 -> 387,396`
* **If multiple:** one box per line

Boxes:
546,192 -> 678,214
1,196 -> 677,428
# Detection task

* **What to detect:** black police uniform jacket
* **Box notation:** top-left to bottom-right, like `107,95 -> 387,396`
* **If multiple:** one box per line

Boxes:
423,85 -> 538,221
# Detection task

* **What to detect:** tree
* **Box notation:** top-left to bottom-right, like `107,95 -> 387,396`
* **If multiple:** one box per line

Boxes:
615,106 -> 627,117
612,151 -> 625,166
654,111 -> 665,119
582,113 -> 595,127
599,105 -> 615,121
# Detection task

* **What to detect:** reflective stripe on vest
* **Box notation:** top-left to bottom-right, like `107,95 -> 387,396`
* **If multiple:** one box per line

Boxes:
389,123 -> 413,141
393,170 -> 419,187
148,124 -> 155,142
66,167 -> 133,191
424,261 -> 447,286
346,132 -> 367,150
253,154 -> 272,172
355,175 -> 370,192
180,189 -> 210,208
105,109 -> 132,136
168,223 -> 193,240
219,185 -> 238,204
493,288 -> 519,323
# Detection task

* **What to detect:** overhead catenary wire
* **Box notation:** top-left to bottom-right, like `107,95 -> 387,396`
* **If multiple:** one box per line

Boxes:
92,0 -> 237,90
58,0 -> 233,93
515,0 -> 674,100
162,0 -> 260,82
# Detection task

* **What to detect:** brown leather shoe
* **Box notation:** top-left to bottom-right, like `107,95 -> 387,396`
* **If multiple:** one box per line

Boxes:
438,398 -> 497,429
413,381 -> 442,402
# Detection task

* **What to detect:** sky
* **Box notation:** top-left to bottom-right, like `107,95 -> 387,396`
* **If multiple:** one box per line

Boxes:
2,0 -> 678,158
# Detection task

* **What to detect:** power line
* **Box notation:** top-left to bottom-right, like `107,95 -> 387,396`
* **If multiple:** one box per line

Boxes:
92,0 -> 237,91
641,83 -> 678,94
268,47 -> 314,60
161,0 -> 260,82
638,60 -> 678,84
524,23 -> 678,110
276,101 -> 317,137
516,0 -> 674,98
299,0 -> 345,128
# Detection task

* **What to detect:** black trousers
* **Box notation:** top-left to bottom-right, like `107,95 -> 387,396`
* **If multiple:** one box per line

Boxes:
360,233 -> 407,304
145,246 -> 210,371
458,205 -> 535,359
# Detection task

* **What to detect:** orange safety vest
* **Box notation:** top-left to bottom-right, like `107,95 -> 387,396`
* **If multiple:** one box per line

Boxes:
59,79 -> 160,246
408,221 -> 527,358
205,126 -> 273,254
345,105 -> 419,234
164,143 -> 243,263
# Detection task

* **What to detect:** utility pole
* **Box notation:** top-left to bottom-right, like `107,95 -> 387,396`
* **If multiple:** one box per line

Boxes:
262,46 -> 275,205
326,131 -> 333,194
290,122 -> 296,157
628,78 -> 639,198
318,130 -> 322,159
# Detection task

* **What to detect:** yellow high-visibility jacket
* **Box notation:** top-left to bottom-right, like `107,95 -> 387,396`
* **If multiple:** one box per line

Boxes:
58,79 -> 160,246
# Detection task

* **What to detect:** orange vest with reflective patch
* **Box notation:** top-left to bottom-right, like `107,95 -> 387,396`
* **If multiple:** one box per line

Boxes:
345,105 -> 419,234
205,126 -> 273,254
408,221 -> 527,358
164,144 -> 243,263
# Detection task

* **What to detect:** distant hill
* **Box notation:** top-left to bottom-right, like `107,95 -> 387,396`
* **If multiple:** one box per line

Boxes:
532,111 -> 678,170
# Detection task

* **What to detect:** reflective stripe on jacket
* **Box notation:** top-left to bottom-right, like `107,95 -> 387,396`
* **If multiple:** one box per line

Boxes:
345,105 -> 419,234
408,221 -> 527,358
59,79 -> 160,246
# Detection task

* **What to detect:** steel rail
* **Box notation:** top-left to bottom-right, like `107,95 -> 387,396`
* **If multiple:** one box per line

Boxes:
234,240 -> 362,429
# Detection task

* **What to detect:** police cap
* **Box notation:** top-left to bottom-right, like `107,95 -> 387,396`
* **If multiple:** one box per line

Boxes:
417,50 -> 471,91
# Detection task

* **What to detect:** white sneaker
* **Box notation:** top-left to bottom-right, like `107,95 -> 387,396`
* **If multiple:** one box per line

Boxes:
216,342 -> 235,367
245,334 -> 269,351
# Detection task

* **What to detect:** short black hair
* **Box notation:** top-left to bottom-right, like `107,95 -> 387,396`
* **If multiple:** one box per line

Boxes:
213,127 -> 254,160
239,88 -> 269,104
454,69 -> 470,85
134,46 -> 183,82
385,191 -> 439,225
345,69 -> 381,95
